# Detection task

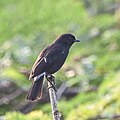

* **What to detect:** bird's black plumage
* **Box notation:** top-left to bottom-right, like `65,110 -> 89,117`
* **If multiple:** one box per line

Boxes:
26,33 -> 80,101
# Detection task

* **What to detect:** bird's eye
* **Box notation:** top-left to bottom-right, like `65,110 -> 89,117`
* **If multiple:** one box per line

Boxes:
69,37 -> 72,40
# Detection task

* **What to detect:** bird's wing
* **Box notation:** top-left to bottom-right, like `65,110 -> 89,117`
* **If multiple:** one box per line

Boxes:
29,45 -> 50,80
33,45 -> 50,66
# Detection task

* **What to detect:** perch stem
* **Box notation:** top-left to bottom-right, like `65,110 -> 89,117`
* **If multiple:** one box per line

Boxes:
46,75 -> 60,120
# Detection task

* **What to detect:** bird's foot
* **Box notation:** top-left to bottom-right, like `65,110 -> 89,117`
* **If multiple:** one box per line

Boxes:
46,74 -> 57,92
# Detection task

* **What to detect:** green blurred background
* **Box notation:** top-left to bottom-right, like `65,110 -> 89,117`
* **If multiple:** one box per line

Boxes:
0,0 -> 120,120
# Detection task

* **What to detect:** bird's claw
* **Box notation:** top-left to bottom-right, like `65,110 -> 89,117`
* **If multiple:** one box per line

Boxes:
46,74 -> 57,92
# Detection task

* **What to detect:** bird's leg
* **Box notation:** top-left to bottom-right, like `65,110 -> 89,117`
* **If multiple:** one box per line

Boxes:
45,74 -> 57,92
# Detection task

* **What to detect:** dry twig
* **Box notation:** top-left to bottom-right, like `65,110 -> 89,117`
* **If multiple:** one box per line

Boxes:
46,75 -> 60,120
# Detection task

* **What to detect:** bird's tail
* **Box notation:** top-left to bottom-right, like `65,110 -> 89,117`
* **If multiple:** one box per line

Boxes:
26,76 -> 44,101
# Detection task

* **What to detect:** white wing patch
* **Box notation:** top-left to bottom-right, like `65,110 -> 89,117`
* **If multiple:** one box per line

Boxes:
43,57 -> 47,63
34,72 -> 46,82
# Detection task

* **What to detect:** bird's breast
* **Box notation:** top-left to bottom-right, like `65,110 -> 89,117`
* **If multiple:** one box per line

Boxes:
46,49 -> 69,74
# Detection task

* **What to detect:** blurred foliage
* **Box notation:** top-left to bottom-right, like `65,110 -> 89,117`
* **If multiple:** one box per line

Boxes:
6,111 -> 51,120
0,0 -> 120,120
66,71 -> 120,120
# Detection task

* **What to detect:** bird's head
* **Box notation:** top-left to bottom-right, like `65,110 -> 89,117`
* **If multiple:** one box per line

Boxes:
55,33 -> 80,47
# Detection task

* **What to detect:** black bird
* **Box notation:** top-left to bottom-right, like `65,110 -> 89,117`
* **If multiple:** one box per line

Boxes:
26,33 -> 80,101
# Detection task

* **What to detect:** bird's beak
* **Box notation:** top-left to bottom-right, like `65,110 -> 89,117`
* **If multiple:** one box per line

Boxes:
74,39 -> 80,42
